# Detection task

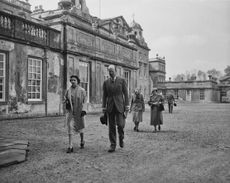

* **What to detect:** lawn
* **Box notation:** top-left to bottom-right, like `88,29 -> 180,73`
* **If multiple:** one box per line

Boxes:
0,103 -> 230,183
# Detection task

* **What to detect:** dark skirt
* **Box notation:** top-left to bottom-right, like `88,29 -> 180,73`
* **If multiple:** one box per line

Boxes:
150,106 -> 163,126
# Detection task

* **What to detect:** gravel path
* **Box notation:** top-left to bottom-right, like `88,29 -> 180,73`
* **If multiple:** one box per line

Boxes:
0,103 -> 230,183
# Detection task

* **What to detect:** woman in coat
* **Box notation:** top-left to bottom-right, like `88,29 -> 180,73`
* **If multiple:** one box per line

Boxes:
148,88 -> 164,132
64,75 -> 87,153
130,88 -> 145,132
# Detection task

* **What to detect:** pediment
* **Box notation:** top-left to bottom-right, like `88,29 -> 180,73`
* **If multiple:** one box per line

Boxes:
99,16 -> 131,37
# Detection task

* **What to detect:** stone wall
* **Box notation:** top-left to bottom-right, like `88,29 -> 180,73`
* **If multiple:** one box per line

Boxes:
0,39 -> 64,119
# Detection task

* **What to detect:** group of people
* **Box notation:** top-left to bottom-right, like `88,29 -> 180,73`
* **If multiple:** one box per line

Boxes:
63,65 -> 176,153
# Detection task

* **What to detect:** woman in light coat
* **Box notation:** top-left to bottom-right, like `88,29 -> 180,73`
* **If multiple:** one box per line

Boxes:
130,89 -> 145,132
64,75 -> 87,153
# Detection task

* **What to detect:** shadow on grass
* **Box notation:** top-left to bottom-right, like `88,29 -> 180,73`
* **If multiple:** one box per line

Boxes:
133,129 -> 178,134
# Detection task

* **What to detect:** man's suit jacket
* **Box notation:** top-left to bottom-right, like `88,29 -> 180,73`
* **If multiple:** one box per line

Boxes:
102,76 -> 129,113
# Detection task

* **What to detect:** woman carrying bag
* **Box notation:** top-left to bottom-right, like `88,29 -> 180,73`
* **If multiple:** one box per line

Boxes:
148,88 -> 164,132
64,75 -> 87,153
130,88 -> 145,132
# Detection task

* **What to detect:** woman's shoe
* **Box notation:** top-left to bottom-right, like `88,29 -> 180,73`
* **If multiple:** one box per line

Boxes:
80,141 -> 85,149
66,147 -> 73,153
158,125 -> 161,131
133,126 -> 137,131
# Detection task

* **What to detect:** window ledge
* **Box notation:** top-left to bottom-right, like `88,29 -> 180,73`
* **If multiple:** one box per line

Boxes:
0,101 -> 8,105
27,100 -> 45,105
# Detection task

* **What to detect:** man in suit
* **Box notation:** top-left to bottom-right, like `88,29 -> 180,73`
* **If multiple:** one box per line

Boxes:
102,65 -> 129,152
167,93 -> 175,113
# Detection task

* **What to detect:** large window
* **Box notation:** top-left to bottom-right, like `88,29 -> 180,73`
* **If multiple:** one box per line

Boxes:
133,70 -> 137,89
0,53 -> 6,101
174,89 -> 178,99
144,64 -> 147,78
124,70 -> 130,94
79,61 -> 89,102
139,62 -> 142,77
104,65 -> 109,81
117,67 -> 121,77
28,57 -> 42,101
200,89 -> 205,100
221,90 -> 226,97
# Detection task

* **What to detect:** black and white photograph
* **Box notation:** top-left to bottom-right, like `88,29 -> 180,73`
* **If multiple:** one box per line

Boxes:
0,0 -> 230,182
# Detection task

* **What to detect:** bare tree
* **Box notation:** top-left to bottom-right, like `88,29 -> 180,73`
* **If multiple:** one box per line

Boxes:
189,73 -> 197,81
173,74 -> 185,81
207,69 -> 222,79
224,65 -> 230,76
197,70 -> 206,80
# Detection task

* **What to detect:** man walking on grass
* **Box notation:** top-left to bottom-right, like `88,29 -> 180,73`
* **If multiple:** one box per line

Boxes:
102,65 -> 129,152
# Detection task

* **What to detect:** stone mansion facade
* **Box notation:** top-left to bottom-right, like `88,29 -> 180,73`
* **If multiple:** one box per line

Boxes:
0,0 -> 150,119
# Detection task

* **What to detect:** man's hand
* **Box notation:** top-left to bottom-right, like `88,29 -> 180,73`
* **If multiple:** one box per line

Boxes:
81,111 -> 87,117
102,108 -> 107,113
123,111 -> 128,118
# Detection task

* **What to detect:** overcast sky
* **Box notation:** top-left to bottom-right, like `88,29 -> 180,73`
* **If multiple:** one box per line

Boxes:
29,0 -> 230,78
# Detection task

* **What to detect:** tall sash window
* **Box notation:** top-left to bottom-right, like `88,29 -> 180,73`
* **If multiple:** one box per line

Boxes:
28,57 -> 42,101
0,53 -> 6,101
79,61 -> 89,102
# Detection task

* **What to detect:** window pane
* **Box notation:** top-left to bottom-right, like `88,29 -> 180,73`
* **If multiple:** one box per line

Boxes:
36,67 -> 40,73
28,73 -> 32,79
36,60 -> 40,66
37,80 -> 40,86
28,59 -> 32,66
28,66 -> 32,73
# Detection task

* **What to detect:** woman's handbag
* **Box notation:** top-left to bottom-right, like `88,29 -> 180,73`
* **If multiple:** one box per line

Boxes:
65,98 -> 71,110
159,104 -> 165,111
174,103 -> 177,107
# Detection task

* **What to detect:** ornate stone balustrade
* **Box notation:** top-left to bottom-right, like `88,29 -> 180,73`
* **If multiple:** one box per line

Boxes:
0,11 -> 61,49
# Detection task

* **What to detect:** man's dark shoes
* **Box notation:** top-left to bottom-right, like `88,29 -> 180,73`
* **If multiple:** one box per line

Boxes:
80,141 -> 85,149
119,139 -> 124,148
108,147 -> 115,153
66,147 -> 73,153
